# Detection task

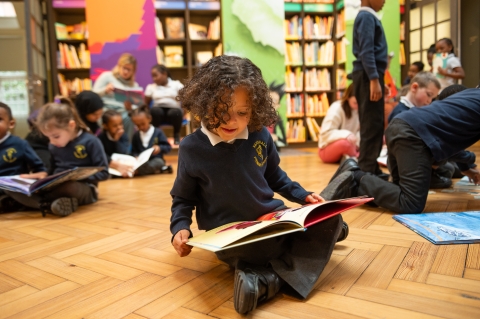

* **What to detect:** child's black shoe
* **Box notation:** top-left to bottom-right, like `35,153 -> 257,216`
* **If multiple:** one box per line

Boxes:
337,222 -> 349,242
0,195 -> 24,213
234,267 -> 283,314
160,165 -> 173,174
40,197 -> 78,217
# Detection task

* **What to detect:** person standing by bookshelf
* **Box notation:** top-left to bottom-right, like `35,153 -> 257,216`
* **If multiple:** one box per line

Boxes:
144,64 -> 184,145
351,0 -> 388,179
318,84 -> 359,163
92,53 -> 142,141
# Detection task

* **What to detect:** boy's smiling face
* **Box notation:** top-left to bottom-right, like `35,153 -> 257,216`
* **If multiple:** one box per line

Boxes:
0,107 -> 15,140
212,87 -> 251,142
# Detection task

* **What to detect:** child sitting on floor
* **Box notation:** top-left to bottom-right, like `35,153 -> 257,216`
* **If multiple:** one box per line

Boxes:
6,101 -> 109,217
170,55 -> 346,314
98,110 -> 132,178
130,105 -> 173,175
0,102 -> 47,212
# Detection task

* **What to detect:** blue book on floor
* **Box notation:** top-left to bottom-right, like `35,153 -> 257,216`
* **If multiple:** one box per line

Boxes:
393,212 -> 480,244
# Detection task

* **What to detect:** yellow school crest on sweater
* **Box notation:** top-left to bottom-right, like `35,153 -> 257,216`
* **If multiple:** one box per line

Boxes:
2,148 -> 17,163
253,140 -> 267,167
74,145 -> 87,159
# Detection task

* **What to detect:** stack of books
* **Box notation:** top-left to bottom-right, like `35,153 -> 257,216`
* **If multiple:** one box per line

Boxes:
57,43 -> 90,69
287,119 -> 306,143
55,22 -> 88,40
303,15 -> 333,40
305,117 -> 321,142
58,74 -> 92,97
305,68 -> 331,91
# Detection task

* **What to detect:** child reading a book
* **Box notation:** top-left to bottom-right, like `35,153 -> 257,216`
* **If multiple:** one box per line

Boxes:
98,110 -> 132,177
5,102 -> 109,217
75,90 -> 104,135
318,84 -> 359,163
130,105 -> 173,175
170,55 -> 346,314
145,64 -> 184,145
0,103 -> 47,212
434,38 -> 465,90
93,53 -> 142,141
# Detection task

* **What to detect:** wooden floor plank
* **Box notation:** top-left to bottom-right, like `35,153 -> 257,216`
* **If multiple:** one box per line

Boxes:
0,272 -> 24,294
346,285 -> 480,319
209,300 -> 290,319
430,245 -> 468,277
0,285 -> 38,307
394,242 -> 439,283
183,273 -> 233,314
466,244 -> 480,270
164,307 -> 219,319
0,260 -> 65,290
316,249 -> 378,295
427,273 -> 480,294
464,268 -> 480,281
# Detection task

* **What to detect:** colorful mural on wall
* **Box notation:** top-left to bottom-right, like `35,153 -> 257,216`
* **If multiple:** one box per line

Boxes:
85,0 -> 157,88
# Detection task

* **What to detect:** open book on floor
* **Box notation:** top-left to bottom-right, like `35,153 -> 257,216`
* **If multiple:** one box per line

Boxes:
454,176 -> 480,192
187,196 -> 373,252
0,167 -> 105,196
108,148 -> 154,177
393,211 -> 480,244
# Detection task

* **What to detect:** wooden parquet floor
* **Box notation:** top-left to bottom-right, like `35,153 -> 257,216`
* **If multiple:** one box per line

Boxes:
1,147 -> 480,318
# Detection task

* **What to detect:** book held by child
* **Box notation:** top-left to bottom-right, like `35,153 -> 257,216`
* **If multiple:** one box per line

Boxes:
108,148 -> 154,177
187,197 -> 373,252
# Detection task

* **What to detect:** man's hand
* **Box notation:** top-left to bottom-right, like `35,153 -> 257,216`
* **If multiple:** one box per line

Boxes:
152,145 -> 161,155
305,193 -> 325,203
462,168 -> 480,185
19,172 -> 47,179
172,229 -> 192,257
370,79 -> 382,101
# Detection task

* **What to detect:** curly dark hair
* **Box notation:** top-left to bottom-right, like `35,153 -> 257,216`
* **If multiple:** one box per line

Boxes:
177,55 -> 278,131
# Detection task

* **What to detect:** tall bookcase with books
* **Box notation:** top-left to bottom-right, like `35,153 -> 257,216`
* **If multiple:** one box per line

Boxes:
284,0 -> 346,144
49,1 -> 91,98
399,0 -> 409,82
155,0 -> 222,83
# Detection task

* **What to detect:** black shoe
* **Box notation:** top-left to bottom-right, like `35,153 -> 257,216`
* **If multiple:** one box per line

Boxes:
0,195 -> 24,213
429,172 -> 452,189
336,222 -> 349,242
329,158 -> 360,183
40,197 -> 78,217
173,134 -> 181,145
234,267 -> 283,314
160,165 -> 173,174
321,171 -> 357,201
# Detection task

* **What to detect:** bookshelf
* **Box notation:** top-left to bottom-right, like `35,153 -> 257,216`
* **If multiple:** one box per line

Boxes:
399,0 -> 409,83
284,0 -> 346,144
155,0 -> 222,83
48,1 -> 91,99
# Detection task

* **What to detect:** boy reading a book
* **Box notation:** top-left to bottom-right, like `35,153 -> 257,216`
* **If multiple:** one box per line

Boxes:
170,56 -> 346,314
0,102 -> 47,212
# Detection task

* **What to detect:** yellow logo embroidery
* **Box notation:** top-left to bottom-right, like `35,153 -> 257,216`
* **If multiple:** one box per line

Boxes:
73,145 -> 87,159
153,137 -> 158,145
3,148 -> 17,163
253,141 -> 267,167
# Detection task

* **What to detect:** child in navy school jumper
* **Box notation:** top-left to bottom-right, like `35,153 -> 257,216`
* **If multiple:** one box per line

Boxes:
352,0 -> 388,178
6,102 -> 109,217
170,55 -> 346,314
98,110 -> 132,178
0,103 -> 47,212
129,105 -> 173,175
322,88 -> 480,214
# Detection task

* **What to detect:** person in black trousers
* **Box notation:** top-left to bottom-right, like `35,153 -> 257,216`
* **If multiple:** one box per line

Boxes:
352,0 -> 388,179
321,88 -> 480,214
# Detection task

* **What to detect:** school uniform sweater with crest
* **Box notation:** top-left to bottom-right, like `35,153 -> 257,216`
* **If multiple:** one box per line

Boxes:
49,130 -> 109,184
170,127 -> 312,236
131,127 -> 171,159
0,134 -> 46,176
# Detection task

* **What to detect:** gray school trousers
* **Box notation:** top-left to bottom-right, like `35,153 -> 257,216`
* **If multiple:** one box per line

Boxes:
215,214 -> 343,299
6,180 -> 97,210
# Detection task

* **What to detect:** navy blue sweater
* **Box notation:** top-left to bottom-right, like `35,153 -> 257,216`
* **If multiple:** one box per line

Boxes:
98,131 -> 129,163
388,102 -> 409,123
397,89 -> 480,163
131,127 -> 171,160
0,135 -> 46,176
170,127 -> 311,236
352,10 -> 388,80
49,131 -> 109,184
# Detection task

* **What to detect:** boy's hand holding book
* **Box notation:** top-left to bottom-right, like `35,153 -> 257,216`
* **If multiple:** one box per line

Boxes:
305,193 -> 325,203
19,172 -> 48,180
173,229 -> 192,257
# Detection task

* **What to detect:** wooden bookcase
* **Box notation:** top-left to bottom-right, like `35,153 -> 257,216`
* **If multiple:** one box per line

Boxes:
284,0 -> 346,144
156,0 -> 222,83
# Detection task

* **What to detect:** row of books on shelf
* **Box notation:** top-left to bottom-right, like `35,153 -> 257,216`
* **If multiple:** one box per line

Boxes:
336,10 -> 345,37
305,117 -> 321,142
305,68 -> 331,91
285,42 -> 302,65
55,22 -> 88,40
287,93 -> 330,117
286,67 -> 346,92
155,17 -> 220,40
400,43 -> 406,65
303,15 -> 333,40
284,16 -> 302,40
285,66 -> 303,92
305,40 -> 334,66
57,43 -> 90,69
337,37 -> 347,63
58,74 -> 92,97
156,43 -> 222,67
286,117 -> 323,143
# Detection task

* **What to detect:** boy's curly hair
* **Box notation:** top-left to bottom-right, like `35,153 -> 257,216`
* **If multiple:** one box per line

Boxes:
177,55 -> 278,131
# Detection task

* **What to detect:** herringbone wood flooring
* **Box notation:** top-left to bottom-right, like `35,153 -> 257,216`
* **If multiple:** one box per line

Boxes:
1,146 -> 480,318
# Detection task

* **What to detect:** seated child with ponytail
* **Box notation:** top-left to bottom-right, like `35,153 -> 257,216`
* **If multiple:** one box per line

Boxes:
6,101 -> 109,217
129,105 -> 173,175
